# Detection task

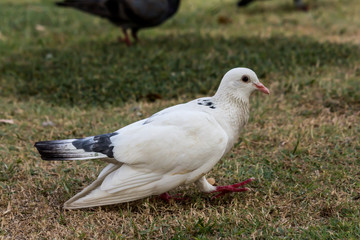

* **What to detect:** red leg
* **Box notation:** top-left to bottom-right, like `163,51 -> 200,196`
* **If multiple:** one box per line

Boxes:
131,28 -> 139,43
118,28 -> 132,46
211,177 -> 255,199
294,0 -> 309,11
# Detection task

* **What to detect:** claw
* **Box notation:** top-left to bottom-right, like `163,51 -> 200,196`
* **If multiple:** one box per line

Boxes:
211,178 -> 254,199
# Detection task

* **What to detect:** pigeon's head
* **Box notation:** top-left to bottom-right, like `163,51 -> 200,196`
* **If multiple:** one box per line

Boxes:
215,68 -> 270,101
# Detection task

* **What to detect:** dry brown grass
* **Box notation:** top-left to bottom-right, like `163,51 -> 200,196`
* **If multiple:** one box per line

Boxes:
1,80 -> 359,238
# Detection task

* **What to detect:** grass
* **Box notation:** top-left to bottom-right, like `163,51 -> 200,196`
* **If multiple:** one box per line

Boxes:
1,0 -> 360,238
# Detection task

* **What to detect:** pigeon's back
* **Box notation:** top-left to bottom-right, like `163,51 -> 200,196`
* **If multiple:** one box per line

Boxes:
56,0 -> 180,28
125,0 -> 174,24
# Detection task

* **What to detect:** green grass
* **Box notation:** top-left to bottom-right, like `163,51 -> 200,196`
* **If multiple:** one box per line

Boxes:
1,0 -> 360,238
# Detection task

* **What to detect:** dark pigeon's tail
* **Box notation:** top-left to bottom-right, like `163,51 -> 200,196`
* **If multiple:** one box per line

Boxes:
55,0 -> 99,7
55,0 -> 111,18
34,133 -> 118,161
55,1 -> 68,7
55,0 -> 82,7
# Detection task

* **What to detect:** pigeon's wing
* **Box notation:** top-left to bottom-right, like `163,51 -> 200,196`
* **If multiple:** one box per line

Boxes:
111,109 -> 229,170
64,163 -> 122,208
64,109 -> 229,208
124,0 -> 169,23
64,163 -> 190,208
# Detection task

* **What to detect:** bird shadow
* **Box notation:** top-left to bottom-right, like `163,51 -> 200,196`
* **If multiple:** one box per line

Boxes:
1,33 -> 358,107
68,192 -> 251,215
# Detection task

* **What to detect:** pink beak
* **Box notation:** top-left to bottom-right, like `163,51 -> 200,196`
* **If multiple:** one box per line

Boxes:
254,82 -> 270,94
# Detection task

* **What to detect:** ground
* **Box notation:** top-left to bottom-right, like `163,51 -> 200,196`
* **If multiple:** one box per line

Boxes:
0,0 -> 360,239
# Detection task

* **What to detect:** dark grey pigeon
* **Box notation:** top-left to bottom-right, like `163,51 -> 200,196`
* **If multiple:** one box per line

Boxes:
56,0 -> 181,45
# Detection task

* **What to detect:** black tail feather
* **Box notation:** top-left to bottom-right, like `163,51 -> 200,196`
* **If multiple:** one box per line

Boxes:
35,133 -> 118,161
55,0 -> 110,18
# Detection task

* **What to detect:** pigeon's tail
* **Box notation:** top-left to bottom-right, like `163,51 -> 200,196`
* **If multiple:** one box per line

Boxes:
55,0 -> 81,7
34,133 -> 118,161
55,0 -> 97,7
55,0 -> 110,18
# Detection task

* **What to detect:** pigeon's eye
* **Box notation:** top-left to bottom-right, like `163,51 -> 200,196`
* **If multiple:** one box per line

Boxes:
241,75 -> 249,83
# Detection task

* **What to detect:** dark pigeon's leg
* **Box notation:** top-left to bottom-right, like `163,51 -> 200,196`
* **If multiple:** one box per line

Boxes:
294,0 -> 309,11
118,28 -> 132,46
211,178 -> 254,198
131,28 -> 139,43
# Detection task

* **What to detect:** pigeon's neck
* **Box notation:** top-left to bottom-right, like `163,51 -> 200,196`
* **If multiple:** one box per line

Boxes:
213,90 -> 250,110
212,93 -> 250,145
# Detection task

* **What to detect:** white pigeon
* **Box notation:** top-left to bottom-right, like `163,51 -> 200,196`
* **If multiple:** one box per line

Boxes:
35,67 -> 270,209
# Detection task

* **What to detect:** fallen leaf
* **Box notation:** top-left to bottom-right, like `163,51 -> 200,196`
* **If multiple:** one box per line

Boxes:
35,24 -> 46,32
0,119 -> 14,124
42,120 -> 55,127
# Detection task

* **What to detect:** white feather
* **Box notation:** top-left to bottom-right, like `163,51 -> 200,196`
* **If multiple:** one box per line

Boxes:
60,67 -> 269,209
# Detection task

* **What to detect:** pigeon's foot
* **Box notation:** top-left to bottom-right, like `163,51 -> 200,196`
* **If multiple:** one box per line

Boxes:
131,28 -> 139,43
159,192 -> 187,203
118,36 -> 132,46
119,28 -> 132,46
211,177 -> 255,199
